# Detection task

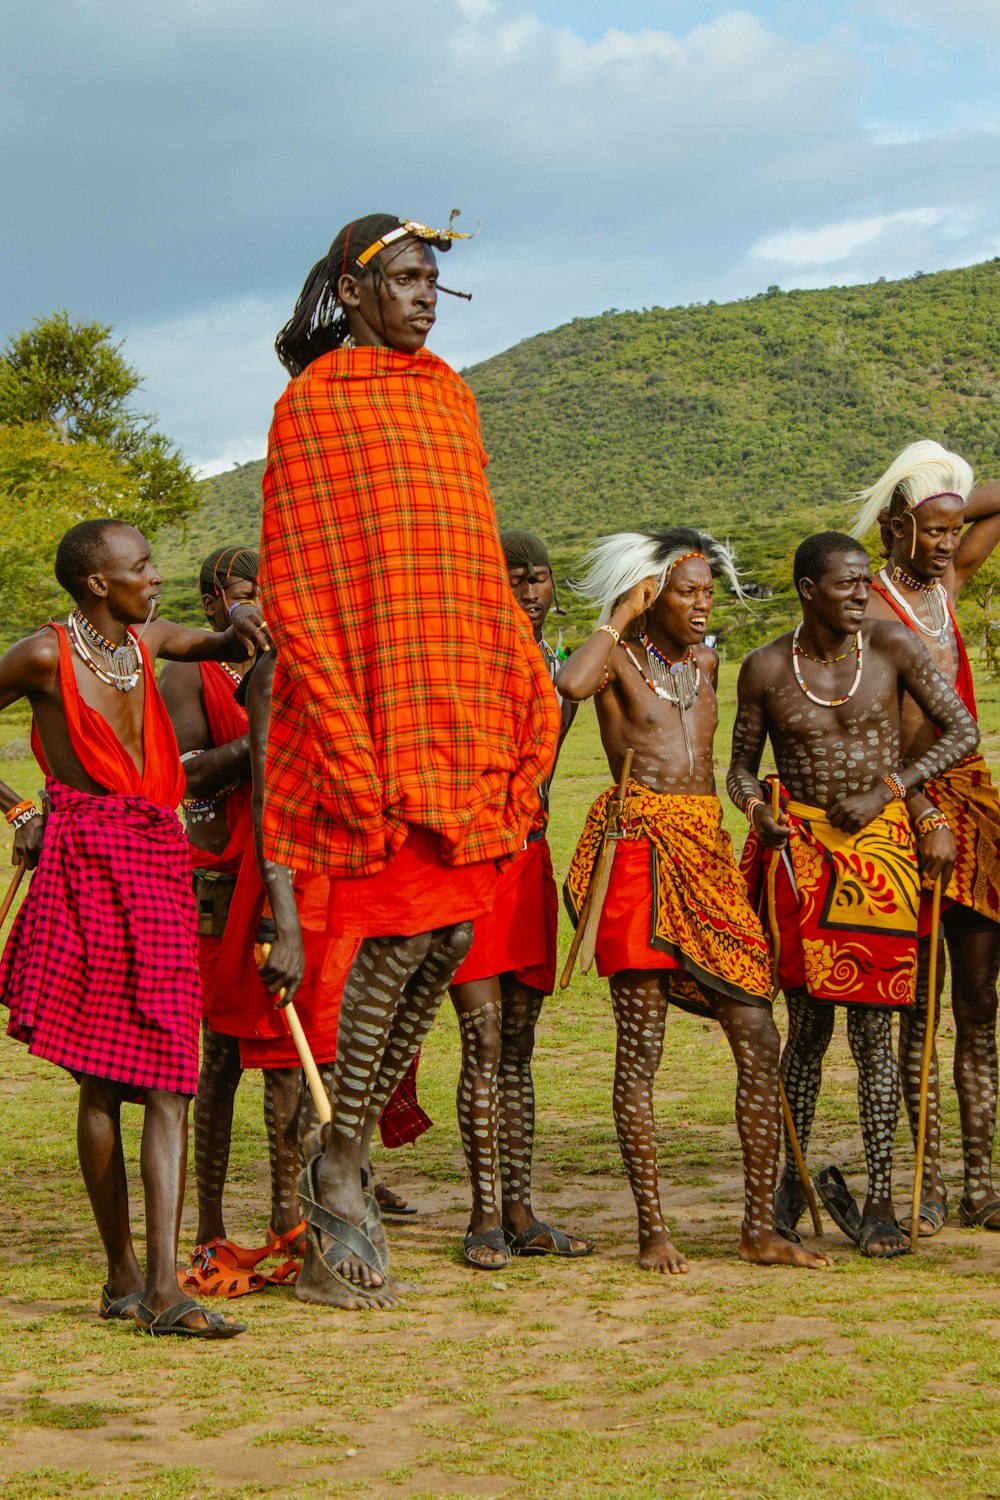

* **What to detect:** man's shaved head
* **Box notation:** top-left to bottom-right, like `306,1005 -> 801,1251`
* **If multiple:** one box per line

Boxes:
54,519 -> 133,601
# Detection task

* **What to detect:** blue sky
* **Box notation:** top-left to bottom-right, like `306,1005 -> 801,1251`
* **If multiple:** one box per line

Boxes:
4,0 -> 999,474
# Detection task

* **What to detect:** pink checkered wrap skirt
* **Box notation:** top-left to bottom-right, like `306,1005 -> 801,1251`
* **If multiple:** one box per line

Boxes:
1,780 -> 201,1098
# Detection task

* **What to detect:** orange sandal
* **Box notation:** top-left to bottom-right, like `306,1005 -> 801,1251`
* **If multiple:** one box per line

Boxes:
264,1220 -> 306,1286
182,1238 -> 269,1298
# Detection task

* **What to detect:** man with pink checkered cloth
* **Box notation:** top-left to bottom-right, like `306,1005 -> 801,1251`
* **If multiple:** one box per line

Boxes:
0,520 -> 267,1338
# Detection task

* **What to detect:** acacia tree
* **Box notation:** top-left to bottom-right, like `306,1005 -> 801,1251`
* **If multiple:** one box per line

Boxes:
0,313 -> 198,627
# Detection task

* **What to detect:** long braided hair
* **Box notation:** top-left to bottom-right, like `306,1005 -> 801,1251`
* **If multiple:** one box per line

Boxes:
275,213 -> 458,377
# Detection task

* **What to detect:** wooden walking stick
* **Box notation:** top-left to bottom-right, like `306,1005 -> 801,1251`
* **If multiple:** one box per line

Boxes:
0,859 -> 27,928
560,746 -> 634,987
764,779 -> 824,1237
257,943 -> 331,1125
910,875 -> 943,1254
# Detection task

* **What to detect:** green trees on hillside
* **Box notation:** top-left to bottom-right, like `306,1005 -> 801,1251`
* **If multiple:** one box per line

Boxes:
0,313 -> 197,626
154,260 -> 1000,649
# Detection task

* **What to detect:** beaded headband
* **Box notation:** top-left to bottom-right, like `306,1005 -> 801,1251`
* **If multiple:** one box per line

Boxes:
666,551 -> 708,576
353,212 -> 476,272
906,489 -> 964,514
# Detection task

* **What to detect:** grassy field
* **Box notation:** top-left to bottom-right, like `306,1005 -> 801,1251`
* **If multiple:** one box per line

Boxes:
2,668 -> 1000,1499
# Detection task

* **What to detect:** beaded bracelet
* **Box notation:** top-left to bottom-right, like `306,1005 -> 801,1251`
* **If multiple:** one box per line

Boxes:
4,798 -> 37,826
9,805 -> 40,832
597,623 -> 621,646
883,771 -> 906,800
744,796 -> 764,825
227,600 -> 251,622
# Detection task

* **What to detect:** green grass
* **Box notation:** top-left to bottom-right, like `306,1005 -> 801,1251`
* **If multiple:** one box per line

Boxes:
2,670 -> 1000,1497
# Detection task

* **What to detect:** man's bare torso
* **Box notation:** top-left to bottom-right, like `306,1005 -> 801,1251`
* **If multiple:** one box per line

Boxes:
25,626 -> 147,793
743,623 -> 905,808
597,640 -> 719,794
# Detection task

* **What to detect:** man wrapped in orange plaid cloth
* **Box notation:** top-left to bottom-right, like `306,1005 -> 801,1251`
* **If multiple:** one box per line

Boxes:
259,213 -> 560,1309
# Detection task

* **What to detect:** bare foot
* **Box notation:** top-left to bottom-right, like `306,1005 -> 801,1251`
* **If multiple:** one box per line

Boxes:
295,1242 -> 397,1310
638,1231 -> 689,1274
294,1156 -> 396,1308
740,1227 -> 830,1269
363,1210 -> 425,1296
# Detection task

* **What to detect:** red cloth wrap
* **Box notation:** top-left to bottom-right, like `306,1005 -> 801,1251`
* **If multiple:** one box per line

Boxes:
2,781 -> 201,1098
324,825 -> 497,939
6,627 -> 198,1096
189,661 -> 272,1035
451,837 -> 558,994
236,874 -> 431,1147
189,661 -> 253,876
741,785 -> 919,1008
31,623 -> 185,807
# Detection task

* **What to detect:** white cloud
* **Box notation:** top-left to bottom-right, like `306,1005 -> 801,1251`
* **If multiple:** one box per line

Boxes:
752,208 -> 942,265
4,2 -> 1000,470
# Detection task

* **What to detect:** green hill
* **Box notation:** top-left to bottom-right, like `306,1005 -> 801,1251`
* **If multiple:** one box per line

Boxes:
156,259 -> 1000,648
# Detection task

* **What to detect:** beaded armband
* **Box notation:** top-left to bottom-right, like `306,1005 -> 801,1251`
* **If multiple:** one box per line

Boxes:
744,796 -> 764,826
883,771 -> 906,800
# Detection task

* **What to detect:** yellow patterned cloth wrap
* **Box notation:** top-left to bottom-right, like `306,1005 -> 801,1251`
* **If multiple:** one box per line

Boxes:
924,754 -> 1000,923
564,780 -> 771,1005
781,797 -> 919,1008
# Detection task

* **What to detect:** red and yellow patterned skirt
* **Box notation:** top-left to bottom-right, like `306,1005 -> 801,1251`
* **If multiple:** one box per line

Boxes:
741,794 -> 919,1008
564,781 -> 771,1013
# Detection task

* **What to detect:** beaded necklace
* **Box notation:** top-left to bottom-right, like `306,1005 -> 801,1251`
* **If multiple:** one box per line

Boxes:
622,634 -> 701,774
218,661 -> 244,688
890,563 -> 936,595
792,624 -> 863,707
68,610 -> 142,692
877,567 -> 948,643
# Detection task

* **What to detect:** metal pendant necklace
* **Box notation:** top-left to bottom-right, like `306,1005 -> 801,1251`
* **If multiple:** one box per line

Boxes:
68,610 -> 142,692
792,624 -> 863,707
622,632 -> 701,774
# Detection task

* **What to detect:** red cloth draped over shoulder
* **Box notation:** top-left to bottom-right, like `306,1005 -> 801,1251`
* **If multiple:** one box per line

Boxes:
259,346 -> 560,879
194,662 -> 269,1035
191,661 -> 253,875
870,578 -> 978,717
31,624 -> 185,806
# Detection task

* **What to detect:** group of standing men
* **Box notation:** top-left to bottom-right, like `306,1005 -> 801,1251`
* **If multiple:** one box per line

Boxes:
1,211 -> 999,1334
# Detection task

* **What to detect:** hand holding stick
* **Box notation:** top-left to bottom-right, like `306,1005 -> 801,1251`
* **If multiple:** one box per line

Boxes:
765,779 -> 824,1238
257,942 -> 331,1126
910,876 -> 943,1253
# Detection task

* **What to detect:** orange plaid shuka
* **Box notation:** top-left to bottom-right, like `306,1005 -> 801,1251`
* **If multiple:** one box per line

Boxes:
259,347 -> 560,877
